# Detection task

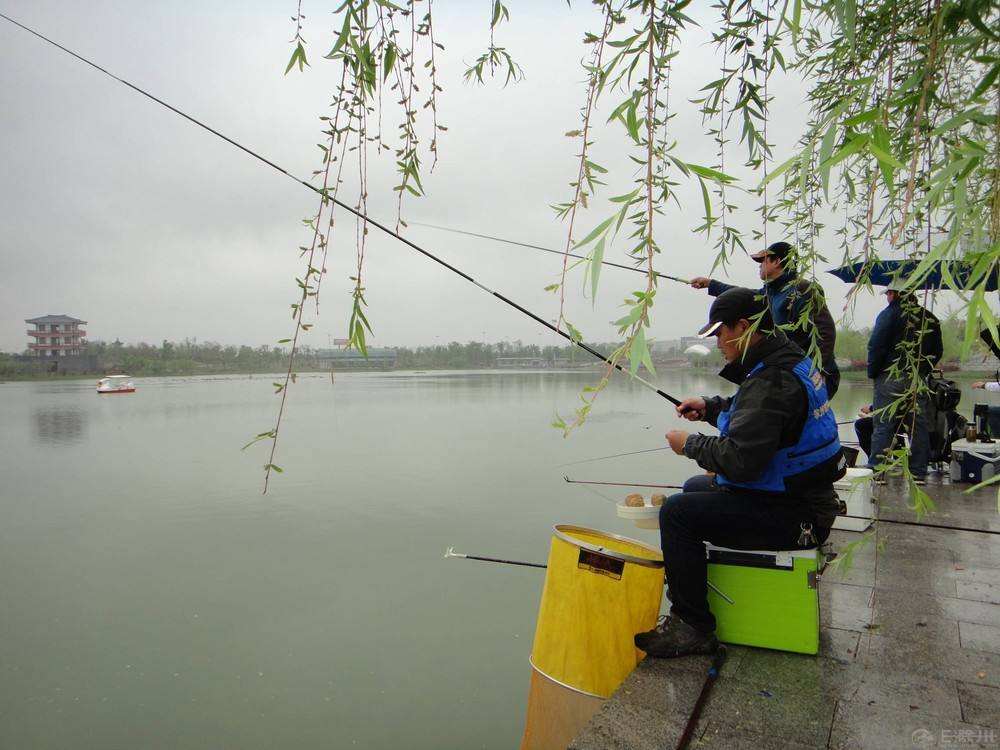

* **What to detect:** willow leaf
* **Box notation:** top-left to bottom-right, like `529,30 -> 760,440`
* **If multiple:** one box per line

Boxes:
590,235 -> 606,304
819,134 -> 869,170
574,215 -> 615,250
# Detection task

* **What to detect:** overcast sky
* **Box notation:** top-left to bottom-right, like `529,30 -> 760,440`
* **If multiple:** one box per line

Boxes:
2,1 -> 917,354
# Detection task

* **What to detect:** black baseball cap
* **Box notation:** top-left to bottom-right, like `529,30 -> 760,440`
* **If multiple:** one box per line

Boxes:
697,287 -> 771,338
750,241 -> 792,263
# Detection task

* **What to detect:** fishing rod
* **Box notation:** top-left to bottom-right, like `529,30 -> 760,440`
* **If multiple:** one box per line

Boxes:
411,221 -> 691,285
560,471 -> 999,535
557,446 -> 671,467
675,646 -> 727,750
842,514 -> 1000,536
444,547 -> 546,569
0,12 -> 684,408
446,547 -> 735,602
564,475 -> 683,490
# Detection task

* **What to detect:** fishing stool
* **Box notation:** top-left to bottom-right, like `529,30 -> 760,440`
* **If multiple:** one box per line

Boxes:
705,544 -> 823,655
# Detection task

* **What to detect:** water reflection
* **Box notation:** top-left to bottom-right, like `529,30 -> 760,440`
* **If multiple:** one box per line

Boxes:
33,407 -> 87,446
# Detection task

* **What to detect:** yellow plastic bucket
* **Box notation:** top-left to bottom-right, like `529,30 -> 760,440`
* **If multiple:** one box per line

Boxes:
521,525 -> 663,750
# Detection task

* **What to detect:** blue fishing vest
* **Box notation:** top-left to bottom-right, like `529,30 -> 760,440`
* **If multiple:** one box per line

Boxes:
716,357 -> 842,493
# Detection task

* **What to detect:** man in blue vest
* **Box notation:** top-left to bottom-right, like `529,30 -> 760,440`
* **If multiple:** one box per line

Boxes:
634,287 -> 845,658
690,241 -> 840,398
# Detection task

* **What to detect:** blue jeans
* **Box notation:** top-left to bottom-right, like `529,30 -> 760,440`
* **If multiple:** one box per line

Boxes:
867,373 -> 929,477
658,474 -> 830,633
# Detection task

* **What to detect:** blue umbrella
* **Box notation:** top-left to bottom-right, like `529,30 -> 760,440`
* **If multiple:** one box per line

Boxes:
828,259 -> 999,291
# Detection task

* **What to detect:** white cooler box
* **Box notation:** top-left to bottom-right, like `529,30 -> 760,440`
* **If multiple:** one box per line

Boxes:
950,439 -> 1000,484
833,467 -> 874,532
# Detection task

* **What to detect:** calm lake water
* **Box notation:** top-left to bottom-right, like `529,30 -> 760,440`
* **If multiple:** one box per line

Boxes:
0,369 -> 944,748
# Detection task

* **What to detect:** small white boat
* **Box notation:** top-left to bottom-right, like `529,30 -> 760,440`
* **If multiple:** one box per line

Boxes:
97,375 -> 136,394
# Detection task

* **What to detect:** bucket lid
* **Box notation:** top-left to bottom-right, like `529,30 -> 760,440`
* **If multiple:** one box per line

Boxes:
552,524 -> 663,568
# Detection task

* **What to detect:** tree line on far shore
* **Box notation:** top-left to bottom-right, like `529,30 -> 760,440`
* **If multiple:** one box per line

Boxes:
0,315 -> 988,378
834,315 -> 986,369
0,337 -> 714,377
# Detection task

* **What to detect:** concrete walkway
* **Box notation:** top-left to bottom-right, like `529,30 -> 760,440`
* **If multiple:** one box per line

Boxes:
571,479 -> 1000,749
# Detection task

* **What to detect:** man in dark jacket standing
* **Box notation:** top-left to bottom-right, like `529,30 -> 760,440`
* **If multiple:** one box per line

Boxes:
634,288 -> 845,658
690,241 -> 841,397
866,281 -> 943,483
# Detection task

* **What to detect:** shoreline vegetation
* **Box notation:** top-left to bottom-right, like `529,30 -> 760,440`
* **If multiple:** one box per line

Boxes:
1,318 -> 992,381
3,369 -> 996,385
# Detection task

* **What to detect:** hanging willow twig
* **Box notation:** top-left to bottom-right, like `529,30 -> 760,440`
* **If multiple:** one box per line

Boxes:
253,0 -> 999,494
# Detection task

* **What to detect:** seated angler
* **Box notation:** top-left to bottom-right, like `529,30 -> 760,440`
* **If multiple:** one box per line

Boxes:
634,287 -> 846,658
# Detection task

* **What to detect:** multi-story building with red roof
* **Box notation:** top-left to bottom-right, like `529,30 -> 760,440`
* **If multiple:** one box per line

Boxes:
26,314 -> 87,357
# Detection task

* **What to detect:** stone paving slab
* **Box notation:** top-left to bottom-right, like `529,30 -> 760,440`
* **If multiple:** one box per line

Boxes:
693,677 -> 838,747
695,723 -> 819,749
568,655 -> 724,750
571,480 -> 1000,749
828,699 -> 997,749
819,583 -> 872,632
958,682 -> 1000,727
870,592 -> 963,648
961,622 -> 1000,656
868,588 -> 1000,629
845,666 -> 964,721
958,581 -> 1000,604
857,630 -> 1000,687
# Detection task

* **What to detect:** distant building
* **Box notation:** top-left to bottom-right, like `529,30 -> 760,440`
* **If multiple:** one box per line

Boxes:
25,314 -> 87,357
651,339 -> 679,354
496,356 -> 570,369
679,336 -> 705,352
313,347 -> 397,370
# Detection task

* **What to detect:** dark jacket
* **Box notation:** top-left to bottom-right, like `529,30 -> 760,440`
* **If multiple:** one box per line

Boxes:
683,333 -> 841,520
709,272 -> 838,376
866,297 -> 943,380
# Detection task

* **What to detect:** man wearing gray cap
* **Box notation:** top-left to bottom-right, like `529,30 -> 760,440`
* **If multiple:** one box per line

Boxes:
634,287 -> 845,658
690,241 -> 840,398
866,280 -> 943,484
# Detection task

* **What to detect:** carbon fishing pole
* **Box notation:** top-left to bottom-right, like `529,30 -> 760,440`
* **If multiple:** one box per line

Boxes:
675,646 -> 727,750
0,12 -> 684,407
444,547 -> 547,569
564,475 -> 683,490
446,548 -> 735,602
842,514 -> 1000,536
411,221 -> 691,284
560,472 -> 999,535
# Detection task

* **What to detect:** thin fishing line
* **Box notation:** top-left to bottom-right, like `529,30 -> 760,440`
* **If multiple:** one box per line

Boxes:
564,475 -> 683,490
0,12 -> 683,407
557,446 -> 671,467
576,482 -> 619,504
410,221 -> 690,284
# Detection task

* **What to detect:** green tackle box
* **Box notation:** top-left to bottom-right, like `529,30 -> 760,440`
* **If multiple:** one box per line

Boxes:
705,545 -> 821,655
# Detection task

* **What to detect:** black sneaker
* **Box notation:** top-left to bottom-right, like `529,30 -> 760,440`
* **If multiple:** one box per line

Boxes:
634,616 -> 719,658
